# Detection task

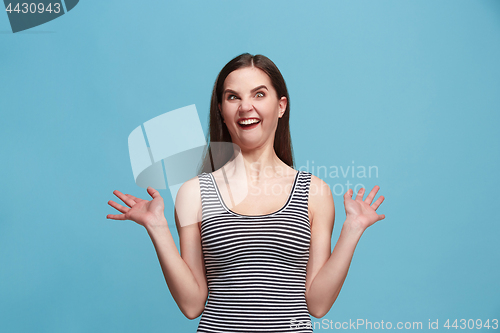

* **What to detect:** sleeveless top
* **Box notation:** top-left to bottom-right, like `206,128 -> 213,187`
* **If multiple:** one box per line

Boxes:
196,170 -> 313,333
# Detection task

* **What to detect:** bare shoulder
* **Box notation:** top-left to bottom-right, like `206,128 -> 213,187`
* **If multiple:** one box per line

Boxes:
174,175 -> 202,229
308,174 -> 335,227
175,175 -> 201,206
176,175 -> 201,196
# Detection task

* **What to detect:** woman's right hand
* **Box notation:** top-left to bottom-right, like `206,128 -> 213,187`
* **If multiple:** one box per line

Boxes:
107,186 -> 166,228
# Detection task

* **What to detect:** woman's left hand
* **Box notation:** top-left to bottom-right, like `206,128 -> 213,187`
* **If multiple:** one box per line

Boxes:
343,186 -> 385,231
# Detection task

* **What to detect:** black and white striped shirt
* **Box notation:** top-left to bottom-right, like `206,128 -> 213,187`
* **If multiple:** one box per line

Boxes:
196,170 -> 313,332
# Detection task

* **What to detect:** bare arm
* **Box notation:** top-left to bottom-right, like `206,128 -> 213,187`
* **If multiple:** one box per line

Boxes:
145,217 -> 207,319
107,179 -> 207,319
305,216 -> 363,318
304,177 -> 385,318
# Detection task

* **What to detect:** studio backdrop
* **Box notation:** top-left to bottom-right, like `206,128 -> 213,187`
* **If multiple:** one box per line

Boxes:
1,0 -> 499,332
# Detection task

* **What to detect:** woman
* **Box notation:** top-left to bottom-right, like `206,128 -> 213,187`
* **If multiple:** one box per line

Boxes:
107,53 -> 386,332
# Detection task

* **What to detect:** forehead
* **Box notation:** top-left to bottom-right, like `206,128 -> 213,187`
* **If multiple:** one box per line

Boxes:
224,66 -> 273,90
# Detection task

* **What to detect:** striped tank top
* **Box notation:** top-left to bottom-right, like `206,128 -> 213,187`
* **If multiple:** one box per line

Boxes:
196,170 -> 313,332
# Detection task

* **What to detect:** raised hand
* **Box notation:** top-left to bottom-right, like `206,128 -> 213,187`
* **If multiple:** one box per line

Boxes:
107,186 -> 167,228
343,186 -> 385,231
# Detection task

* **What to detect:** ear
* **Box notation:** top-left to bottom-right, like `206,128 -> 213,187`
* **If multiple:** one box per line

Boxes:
278,96 -> 287,118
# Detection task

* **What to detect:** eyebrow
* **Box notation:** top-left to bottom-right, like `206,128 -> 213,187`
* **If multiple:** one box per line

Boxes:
223,85 -> 269,96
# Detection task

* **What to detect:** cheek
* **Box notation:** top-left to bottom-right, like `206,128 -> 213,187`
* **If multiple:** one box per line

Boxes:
221,103 -> 236,118
260,101 -> 281,118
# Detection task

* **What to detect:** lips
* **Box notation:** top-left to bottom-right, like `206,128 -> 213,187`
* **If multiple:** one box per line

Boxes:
237,117 -> 261,129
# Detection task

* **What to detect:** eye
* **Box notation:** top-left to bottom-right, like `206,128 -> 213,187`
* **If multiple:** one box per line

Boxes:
227,94 -> 238,100
255,92 -> 265,98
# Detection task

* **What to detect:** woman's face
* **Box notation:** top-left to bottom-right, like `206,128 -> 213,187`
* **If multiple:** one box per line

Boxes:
219,66 -> 287,151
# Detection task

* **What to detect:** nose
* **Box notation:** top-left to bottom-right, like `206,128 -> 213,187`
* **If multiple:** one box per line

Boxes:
238,97 -> 254,113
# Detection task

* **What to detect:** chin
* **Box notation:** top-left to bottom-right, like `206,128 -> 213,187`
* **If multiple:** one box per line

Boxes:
235,137 -> 270,151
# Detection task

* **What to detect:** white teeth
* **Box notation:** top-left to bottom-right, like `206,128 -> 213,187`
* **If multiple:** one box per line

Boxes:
238,119 -> 260,125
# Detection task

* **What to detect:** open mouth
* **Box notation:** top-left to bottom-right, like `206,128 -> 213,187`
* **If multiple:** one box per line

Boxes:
237,118 -> 261,129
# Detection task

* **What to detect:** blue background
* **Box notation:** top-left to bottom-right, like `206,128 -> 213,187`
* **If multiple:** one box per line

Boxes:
1,0 -> 499,332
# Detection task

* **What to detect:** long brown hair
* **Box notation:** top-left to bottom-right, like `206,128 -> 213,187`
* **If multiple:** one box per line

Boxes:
198,53 -> 294,174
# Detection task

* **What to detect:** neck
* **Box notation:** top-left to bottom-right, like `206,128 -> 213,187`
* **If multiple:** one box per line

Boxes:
224,143 -> 292,183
